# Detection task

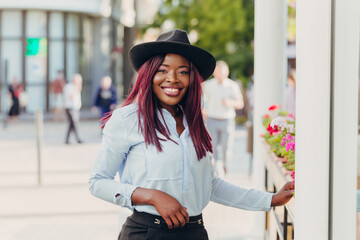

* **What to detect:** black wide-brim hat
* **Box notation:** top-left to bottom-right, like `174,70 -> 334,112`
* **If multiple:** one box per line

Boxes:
129,29 -> 216,80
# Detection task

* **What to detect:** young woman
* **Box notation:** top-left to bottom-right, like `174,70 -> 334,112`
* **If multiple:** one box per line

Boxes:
89,29 -> 294,240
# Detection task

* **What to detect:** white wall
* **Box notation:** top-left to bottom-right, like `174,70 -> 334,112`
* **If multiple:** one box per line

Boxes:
0,0 -> 111,16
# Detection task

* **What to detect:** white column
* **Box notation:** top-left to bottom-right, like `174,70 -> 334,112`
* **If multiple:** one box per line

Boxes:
253,0 -> 287,236
331,0 -> 359,238
296,0 -> 331,239
296,0 -> 359,238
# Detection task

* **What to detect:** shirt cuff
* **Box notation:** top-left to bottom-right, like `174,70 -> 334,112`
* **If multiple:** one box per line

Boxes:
114,184 -> 138,210
265,192 -> 275,212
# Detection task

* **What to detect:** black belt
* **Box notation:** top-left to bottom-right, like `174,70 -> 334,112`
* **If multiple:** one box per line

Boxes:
131,209 -> 204,229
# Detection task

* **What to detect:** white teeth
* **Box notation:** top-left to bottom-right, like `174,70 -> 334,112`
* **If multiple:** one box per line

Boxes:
163,88 -> 179,93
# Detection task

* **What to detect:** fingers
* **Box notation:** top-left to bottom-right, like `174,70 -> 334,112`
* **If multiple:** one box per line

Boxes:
165,208 -> 189,229
164,217 -> 174,229
180,207 -> 189,223
164,214 -> 182,229
272,186 -> 295,207
174,212 -> 186,228
286,181 -> 295,190
169,215 -> 180,229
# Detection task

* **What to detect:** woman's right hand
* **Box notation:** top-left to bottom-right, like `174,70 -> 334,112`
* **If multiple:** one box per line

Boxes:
131,188 -> 189,229
151,190 -> 189,229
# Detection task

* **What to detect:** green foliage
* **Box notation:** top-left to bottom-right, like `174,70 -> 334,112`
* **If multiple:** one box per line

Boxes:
262,117 -> 271,129
267,132 -> 285,157
284,151 -> 295,171
278,110 -> 288,117
235,115 -> 247,125
148,0 -> 255,87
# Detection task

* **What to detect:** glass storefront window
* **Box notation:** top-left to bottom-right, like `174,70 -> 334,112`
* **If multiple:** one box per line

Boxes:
49,41 -> 64,81
26,56 -> 46,81
0,10 -> 97,112
49,40 -> 64,110
81,17 -> 94,108
2,11 -> 22,38
25,11 -> 47,111
66,42 -> 79,82
83,17 -> 93,81
1,40 -> 22,84
67,14 -> 80,39
49,12 -> 64,39
26,86 -> 46,112
83,17 -> 93,42
26,11 -> 46,37
66,14 -> 80,82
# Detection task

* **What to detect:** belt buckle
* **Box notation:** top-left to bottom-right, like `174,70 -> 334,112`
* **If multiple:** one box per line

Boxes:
154,218 -> 161,224
198,219 -> 202,224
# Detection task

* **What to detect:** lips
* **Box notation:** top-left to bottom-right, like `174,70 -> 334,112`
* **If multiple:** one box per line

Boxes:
162,87 -> 182,97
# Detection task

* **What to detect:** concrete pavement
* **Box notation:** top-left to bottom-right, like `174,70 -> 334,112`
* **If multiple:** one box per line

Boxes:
0,116 -> 263,240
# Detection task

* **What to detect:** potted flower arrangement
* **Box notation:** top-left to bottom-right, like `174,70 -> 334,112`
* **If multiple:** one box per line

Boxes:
262,104 -> 295,180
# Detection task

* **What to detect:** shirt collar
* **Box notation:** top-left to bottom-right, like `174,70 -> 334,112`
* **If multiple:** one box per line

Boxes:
157,106 -> 188,135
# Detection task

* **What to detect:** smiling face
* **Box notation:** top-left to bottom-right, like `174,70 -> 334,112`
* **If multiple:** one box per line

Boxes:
153,53 -> 190,115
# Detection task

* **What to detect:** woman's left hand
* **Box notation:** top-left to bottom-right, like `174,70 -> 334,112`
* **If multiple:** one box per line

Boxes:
271,182 -> 294,206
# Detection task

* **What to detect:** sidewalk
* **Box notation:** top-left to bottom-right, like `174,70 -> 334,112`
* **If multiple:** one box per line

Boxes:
0,118 -> 263,240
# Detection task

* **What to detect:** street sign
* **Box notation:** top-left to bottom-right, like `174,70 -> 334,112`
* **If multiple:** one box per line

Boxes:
25,38 -> 47,57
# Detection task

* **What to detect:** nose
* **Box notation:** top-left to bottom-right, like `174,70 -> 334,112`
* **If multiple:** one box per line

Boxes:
166,70 -> 177,82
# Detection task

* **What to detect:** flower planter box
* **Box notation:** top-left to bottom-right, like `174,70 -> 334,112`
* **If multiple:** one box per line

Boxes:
262,141 -> 295,240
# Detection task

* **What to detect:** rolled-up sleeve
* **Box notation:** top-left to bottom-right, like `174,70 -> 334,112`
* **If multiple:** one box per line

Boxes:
89,110 -> 138,209
210,172 -> 273,212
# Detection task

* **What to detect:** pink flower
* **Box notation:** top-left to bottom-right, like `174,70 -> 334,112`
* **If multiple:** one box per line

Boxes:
262,114 -> 270,119
291,171 -> 295,185
281,134 -> 296,152
268,104 -> 278,111
288,113 -> 295,119
285,142 -> 295,151
267,124 -> 279,135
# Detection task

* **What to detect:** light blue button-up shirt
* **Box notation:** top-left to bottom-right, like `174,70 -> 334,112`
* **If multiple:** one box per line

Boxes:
89,103 -> 273,216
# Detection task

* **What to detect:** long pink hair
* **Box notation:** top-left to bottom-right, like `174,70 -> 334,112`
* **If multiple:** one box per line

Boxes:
102,54 -> 212,160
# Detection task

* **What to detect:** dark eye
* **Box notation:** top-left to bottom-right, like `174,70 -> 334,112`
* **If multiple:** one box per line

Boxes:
158,69 -> 166,73
179,71 -> 189,75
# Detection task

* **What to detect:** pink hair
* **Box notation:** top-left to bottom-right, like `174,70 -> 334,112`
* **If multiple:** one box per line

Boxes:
102,55 -> 212,160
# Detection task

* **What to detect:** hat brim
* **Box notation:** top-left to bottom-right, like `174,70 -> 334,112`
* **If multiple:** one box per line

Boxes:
129,41 -> 215,80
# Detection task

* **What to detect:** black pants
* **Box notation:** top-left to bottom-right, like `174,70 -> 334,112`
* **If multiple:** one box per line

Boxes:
119,210 -> 209,240
65,109 -> 81,143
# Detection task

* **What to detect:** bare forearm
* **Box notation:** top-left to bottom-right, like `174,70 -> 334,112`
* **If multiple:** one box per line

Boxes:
131,187 -> 189,229
131,187 -> 157,206
232,99 -> 244,109
222,98 -> 244,109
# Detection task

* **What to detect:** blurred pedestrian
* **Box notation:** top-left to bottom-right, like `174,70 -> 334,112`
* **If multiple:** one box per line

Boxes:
8,77 -> 22,122
202,60 -> 244,177
51,70 -> 66,121
89,29 -> 294,240
64,73 -> 83,144
18,84 -> 28,112
93,76 -> 117,118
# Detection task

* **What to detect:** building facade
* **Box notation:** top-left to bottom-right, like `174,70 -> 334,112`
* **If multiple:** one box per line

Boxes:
0,0 -> 125,113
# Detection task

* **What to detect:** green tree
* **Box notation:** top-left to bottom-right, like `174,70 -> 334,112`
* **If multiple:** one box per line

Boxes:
148,0 -> 254,88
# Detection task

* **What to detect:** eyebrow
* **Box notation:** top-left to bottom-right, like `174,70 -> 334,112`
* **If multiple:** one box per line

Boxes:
160,64 -> 189,68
